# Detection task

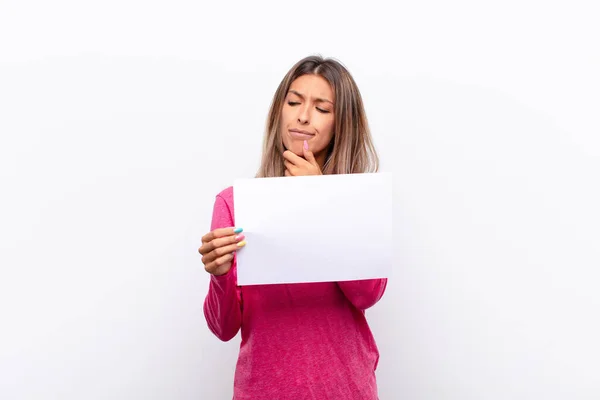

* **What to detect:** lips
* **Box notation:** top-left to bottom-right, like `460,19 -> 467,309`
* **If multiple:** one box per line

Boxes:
289,129 -> 315,140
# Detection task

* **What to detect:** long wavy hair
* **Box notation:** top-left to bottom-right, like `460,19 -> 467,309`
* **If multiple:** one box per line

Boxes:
256,55 -> 379,177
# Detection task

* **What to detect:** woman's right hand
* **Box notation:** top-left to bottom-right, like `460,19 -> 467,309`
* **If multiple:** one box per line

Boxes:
198,227 -> 246,276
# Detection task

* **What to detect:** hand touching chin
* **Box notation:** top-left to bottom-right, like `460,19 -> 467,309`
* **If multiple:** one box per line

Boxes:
283,140 -> 323,177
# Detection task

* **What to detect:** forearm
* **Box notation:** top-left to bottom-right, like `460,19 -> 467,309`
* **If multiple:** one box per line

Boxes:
203,191 -> 242,341
337,278 -> 388,310
203,270 -> 242,341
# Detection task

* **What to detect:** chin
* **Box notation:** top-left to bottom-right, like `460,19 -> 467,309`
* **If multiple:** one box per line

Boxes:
284,140 -> 304,156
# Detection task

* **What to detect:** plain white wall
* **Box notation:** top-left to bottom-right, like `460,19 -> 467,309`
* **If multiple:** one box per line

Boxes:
1,0 -> 599,399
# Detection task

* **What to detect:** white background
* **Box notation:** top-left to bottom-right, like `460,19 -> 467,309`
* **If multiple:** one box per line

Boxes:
1,0 -> 599,399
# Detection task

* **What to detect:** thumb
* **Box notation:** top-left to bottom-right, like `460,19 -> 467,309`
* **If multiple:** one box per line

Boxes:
303,140 -> 318,166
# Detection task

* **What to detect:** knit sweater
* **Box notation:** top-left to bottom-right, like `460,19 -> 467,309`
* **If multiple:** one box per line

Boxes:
203,186 -> 387,400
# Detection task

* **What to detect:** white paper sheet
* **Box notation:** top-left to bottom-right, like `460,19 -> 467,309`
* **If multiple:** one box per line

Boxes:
233,172 -> 392,285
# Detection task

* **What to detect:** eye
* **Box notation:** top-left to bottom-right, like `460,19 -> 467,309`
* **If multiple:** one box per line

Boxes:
287,101 -> 300,106
316,107 -> 331,114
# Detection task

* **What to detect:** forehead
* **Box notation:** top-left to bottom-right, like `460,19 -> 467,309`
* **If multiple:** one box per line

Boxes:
289,74 -> 334,100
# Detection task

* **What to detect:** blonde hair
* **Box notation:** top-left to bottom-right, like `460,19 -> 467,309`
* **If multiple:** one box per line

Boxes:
256,55 -> 379,177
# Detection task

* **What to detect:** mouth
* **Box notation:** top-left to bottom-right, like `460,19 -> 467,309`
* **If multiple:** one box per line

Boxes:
289,129 -> 316,140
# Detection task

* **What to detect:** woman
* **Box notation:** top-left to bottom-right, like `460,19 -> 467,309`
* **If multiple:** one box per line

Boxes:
199,55 -> 387,400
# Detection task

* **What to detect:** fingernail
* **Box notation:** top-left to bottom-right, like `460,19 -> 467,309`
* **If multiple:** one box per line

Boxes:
235,234 -> 245,241
237,240 -> 247,247
234,227 -> 243,234
303,140 -> 308,150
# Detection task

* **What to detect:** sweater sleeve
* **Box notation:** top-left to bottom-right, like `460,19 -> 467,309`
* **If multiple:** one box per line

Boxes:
337,278 -> 388,310
202,194 -> 243,342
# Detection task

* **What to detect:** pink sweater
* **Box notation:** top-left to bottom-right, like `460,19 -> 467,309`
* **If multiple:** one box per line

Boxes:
203,187 -> 387,400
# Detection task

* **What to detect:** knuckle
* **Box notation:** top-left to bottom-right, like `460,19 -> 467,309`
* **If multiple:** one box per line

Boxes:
219,254 -> 233,267
201,254 -> 211,265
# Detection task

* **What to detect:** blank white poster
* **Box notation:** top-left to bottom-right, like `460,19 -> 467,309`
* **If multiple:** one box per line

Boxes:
233,173 -> 393,285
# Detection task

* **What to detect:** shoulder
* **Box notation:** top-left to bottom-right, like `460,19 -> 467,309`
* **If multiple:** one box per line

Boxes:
214,186 -> 234,216
215,186 -> 234,205
210,186 -> 235,227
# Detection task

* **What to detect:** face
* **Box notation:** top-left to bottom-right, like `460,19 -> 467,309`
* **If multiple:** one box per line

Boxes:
280,74 -> 335,166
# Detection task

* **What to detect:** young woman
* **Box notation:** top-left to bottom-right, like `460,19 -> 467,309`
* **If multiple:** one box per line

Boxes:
199,55 -> 387,400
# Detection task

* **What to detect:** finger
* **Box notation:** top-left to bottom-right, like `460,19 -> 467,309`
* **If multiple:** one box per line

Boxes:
285,169 -> 291,176
282,150 -> 304,165
203,241 -> 246,270
302,140 -> 318,167
284,161 -> 298,176
284,160 -> 295,171
199,232 -> 244,255
201,227 -> 240,244
204,253 -> 234,275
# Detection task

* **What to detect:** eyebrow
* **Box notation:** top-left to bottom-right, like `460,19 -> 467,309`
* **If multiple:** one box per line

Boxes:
288,89 -> 334,105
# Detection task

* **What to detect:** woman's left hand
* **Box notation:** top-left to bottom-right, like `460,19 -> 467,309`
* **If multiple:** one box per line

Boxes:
283,141 -> 323,176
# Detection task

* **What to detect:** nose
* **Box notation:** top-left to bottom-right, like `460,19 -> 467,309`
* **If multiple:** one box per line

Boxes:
297,105 -> 309,125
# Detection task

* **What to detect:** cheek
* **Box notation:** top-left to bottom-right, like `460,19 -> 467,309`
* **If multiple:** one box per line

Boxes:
280,105 -> 290,125
317,115 -> 335,142
280,108 -> 291,144
281,107 -> 291,124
